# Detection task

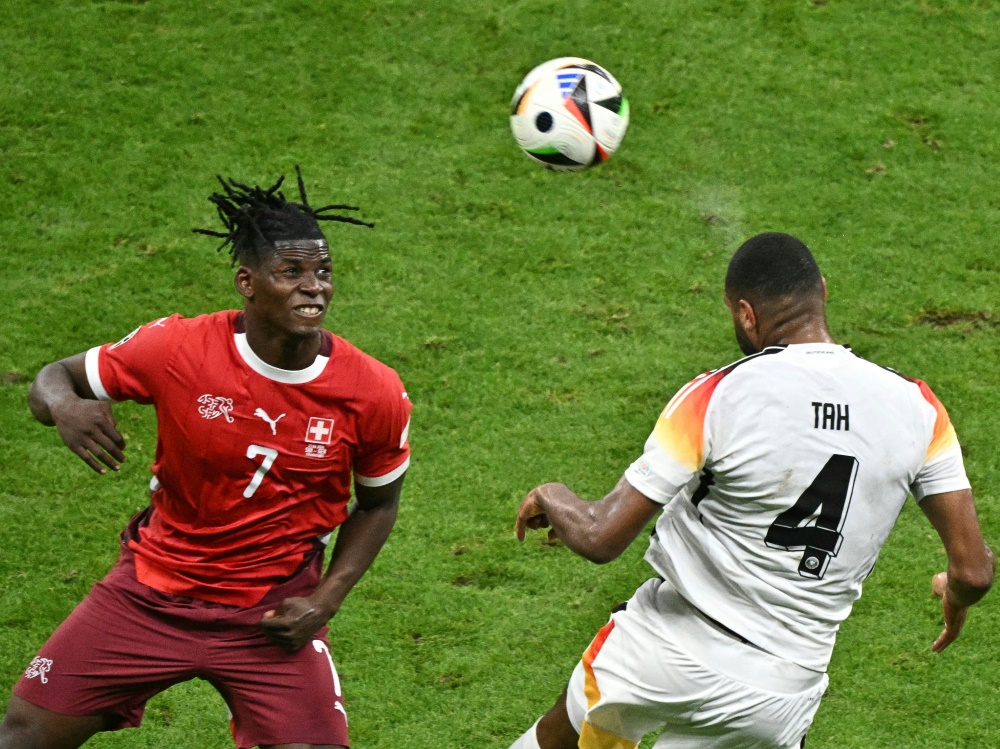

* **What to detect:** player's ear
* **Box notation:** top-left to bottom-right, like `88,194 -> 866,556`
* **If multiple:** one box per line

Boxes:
821,276 -> 828,303
234,265 -> 255,301
738,298 -> 757,331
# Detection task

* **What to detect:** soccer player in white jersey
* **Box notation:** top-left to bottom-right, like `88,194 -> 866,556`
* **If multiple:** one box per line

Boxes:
508,233 -> 995,749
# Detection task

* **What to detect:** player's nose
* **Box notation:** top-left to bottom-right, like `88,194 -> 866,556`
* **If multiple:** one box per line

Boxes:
298,271 -> 328,296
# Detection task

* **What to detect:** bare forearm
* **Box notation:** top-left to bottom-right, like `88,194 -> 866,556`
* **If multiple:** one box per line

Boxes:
310,500 -> 398,617
534,485 -> 610,562
525,477 -> 661,564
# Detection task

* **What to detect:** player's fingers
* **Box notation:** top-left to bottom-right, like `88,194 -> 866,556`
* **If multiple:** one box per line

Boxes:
91,429 -> 126,465
72,445 -> 108,474
98,403 -> 127,449
83,439 -> 121,472
514,495 -> 536,541
931,627 -> 957,653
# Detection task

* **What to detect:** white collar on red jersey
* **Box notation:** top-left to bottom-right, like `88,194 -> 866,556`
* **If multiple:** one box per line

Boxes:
233,332 -> 329,384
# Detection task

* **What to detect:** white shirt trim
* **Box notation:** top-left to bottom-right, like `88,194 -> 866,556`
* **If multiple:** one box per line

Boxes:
85,346 -> 112,401
234,332 -> 329,384
355,457 -> 410,487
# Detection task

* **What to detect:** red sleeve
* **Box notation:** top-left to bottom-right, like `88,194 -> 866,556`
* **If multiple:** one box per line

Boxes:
353,369 -> 412,487
84,315 -> 182,404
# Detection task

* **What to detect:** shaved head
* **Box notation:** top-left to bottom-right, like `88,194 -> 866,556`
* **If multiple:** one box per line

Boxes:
725,232 -> 823,305
724,233 -> 832,355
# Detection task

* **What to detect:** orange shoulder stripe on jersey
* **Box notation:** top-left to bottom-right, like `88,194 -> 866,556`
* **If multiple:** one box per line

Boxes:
652,369 -> 728,472
914,379 -> 960,462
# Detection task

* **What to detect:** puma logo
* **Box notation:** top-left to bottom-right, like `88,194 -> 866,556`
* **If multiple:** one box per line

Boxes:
254,408 -> 286,436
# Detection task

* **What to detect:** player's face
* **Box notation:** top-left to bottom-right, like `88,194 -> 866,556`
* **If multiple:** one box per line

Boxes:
725,294 -> 760,356
244,243 -> 334,337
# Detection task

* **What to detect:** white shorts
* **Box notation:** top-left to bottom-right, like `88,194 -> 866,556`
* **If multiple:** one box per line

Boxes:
564,578 -> 828,749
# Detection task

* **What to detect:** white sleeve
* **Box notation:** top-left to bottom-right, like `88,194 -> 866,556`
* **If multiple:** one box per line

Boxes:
84,346 -> 112,401
910,444 -> 971,501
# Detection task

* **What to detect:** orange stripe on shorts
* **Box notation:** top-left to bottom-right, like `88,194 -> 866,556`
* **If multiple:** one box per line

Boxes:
579,719 -> 638,749
582,619 -> 615,709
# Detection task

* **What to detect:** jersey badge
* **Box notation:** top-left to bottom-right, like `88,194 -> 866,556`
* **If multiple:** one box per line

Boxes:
254,408 -> 286,435
109,327 -> 141,350
147,317 -> 169,329
24,656 -> 53,684
198,394 -> 235,423
304,417 -> 335,459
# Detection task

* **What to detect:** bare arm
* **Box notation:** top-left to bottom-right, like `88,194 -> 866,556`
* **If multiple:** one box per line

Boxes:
28,353 -> 126,474
515,476 -> 661,564
920,488 -> 995,652
260,472 -> 404,651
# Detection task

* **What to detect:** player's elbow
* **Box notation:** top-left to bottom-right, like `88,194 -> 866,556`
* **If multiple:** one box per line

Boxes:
580,547 -> 617,565
576,532 -> 628,565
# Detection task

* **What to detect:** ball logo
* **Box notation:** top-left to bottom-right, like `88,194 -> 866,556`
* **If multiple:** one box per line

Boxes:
197,394 -> 235,423
24,657 -> 52,684
556,71 -> 583,98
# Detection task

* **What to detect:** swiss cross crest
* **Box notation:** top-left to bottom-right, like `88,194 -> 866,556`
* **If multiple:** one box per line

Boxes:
304,417 -> 334,459
198,394 -> 235,423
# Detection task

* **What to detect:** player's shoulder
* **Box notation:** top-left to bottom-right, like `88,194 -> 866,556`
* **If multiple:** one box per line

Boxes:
863,360 -> 947,409
103,311 -> 233,354
133,309 -> 236,335
328,333 -> 406,392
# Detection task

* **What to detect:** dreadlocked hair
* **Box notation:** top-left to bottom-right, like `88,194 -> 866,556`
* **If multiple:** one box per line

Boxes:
192,165 -> 374,266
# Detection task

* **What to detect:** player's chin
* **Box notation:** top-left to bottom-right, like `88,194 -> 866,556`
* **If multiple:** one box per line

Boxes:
288,308 -> 328,333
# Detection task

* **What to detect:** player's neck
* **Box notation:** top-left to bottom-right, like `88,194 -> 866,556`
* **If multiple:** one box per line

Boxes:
763,317 -> 836,348
243,322 -> 323,371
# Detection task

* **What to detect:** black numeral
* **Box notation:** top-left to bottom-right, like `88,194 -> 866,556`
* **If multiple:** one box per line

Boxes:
764,454 -> 859,579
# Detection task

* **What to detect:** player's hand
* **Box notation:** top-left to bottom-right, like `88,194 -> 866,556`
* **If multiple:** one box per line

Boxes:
515,483 -> 562,543
49,397 -> 126,474
261,596 -> 330,652
931,578 -> 969,653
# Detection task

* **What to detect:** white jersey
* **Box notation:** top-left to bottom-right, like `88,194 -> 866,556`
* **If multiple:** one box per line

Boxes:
624,343 -> 969,673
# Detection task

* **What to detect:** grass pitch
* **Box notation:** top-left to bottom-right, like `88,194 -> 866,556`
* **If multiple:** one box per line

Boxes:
1,1 -> 998,747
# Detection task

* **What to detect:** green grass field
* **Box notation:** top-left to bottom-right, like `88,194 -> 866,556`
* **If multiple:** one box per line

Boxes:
1,0 -> 998,746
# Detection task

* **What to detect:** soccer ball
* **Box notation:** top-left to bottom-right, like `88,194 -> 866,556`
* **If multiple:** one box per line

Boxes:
510,57 -> 630,172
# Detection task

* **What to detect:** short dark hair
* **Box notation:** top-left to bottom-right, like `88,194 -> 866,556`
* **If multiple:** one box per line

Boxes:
193,166 -> 374,266
725,232 -> 823,301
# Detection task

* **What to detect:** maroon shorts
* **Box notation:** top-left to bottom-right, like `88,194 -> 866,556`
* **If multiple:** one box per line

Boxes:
13,549 -> 349,748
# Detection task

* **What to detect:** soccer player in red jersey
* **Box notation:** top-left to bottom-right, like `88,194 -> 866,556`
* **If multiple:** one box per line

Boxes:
1,170 -> 410,749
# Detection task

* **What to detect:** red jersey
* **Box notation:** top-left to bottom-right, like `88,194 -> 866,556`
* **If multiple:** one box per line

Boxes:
84,311 -> 411,608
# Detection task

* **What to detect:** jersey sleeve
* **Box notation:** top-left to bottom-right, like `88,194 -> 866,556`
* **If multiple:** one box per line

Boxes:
84,315 -> 181,405
624,370 -> 725,503
353,370 -> 412,487
909,380 -> 971,501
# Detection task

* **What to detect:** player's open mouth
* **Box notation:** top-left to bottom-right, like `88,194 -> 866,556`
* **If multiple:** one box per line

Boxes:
293,305 -> 324,318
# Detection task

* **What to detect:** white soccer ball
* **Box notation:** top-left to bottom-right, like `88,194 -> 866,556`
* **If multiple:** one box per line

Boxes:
510,57 -> 630,172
